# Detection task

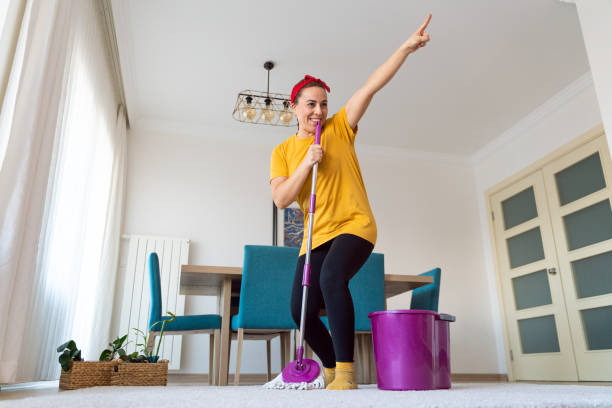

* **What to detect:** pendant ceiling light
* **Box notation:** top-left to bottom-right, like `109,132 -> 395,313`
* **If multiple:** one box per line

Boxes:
232,61 -> 295,127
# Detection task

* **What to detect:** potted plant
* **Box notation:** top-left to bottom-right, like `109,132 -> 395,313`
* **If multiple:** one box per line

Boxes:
99,334 -> 133,362
57,340 -> 82,372
57,340 -> 116,390
131,328 -> 154,362
110,312 -> 176,386
147,311 -> 176,363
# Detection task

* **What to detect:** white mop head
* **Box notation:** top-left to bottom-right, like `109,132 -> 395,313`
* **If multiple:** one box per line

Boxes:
263,372 -> 325,390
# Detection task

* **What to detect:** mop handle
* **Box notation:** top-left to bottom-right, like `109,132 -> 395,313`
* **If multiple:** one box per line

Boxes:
296,121 -> 321,366
302,121 -> 321,286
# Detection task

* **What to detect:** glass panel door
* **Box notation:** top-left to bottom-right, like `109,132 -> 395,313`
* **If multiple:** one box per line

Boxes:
491,172 -> 578,381
543,135 -> 612,381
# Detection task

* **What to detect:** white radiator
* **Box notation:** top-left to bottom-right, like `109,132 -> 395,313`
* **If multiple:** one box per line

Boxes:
117,235 -> 189,370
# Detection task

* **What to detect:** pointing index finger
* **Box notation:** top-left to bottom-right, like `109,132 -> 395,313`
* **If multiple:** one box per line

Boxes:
418,13 -> 432,35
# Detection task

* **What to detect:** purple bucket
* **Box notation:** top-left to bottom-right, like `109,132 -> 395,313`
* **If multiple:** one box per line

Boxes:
435,313 -> 455,389
368,310 -> 437,390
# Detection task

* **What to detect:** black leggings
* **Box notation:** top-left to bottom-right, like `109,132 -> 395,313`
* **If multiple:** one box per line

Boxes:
290,234 -> 374,368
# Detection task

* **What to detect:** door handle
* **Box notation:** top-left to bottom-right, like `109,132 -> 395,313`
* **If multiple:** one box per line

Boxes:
547,268 -> 557,275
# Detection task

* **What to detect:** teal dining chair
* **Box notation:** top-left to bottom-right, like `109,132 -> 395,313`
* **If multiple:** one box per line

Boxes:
319,253 -> 385,332
410,267 -> 441,312
146,252 -> 222,384
230,245 -> 299,385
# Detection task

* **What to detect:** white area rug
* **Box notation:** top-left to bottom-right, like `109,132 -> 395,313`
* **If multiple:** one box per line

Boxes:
2,383 -> 612,408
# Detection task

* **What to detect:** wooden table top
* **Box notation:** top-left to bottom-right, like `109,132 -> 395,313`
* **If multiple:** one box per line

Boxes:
180,265 -> 433,299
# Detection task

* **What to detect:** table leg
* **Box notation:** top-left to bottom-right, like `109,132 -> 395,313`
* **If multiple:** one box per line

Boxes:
354,334 -> 363,384
368,334 -> 377,385
285,332 -> 292,367
361,334 -> 369,384
280,332 -> 287,368
218,277 -> 232,386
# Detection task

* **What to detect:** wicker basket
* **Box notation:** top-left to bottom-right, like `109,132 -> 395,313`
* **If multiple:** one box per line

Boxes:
59,361 -> 118,390
110,360 -> 169,386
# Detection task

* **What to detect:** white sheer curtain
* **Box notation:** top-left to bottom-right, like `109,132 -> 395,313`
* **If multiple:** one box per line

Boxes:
0,0 -> 126,383
0,0 -> 27,106
0,0 -> 71,383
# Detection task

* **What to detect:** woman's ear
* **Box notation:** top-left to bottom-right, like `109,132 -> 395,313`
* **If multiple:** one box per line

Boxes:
291,103 -> 299,128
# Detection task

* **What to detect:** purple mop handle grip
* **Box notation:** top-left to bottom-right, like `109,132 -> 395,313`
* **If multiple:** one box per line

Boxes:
302,264 -> 311,286
314,120 -> 322,145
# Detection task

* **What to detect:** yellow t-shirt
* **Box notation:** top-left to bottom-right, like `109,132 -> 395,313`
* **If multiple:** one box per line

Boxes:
270,106 -> 377,256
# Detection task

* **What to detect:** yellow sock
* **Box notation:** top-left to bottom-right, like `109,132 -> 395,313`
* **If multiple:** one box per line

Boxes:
324,367 -> 335,386
326,362 -> 357,390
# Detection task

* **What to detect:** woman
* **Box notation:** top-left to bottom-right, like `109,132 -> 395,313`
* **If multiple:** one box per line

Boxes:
270,14 -> 432,390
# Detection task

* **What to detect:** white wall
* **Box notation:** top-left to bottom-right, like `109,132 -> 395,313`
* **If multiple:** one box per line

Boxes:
573,0 -> 612,143
472,72 -> 602,373
121,121 -> 500,374
357,146 -> 499,373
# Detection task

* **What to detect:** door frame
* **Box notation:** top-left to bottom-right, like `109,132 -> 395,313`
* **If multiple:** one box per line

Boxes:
491,172 -> 579,380
541,136 -> 612,380
485,124 -> 605,381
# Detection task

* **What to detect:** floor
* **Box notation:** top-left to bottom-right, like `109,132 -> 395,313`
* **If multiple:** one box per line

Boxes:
0,374 -> 259,401
1,379 -> 611,408
1,375 -> 610,402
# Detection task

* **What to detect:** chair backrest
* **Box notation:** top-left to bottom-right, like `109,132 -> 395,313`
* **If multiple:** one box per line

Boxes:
234,245 -> 299,329
410,267 -> 441,312
148,252 -> 163,330
349,253 -> 385,332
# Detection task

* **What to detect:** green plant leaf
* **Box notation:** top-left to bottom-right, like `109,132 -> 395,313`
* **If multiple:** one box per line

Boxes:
131,328 -> 152,357
99,349 -> 112,361
57,340 -> 75,353
152,311 -> 177,358
133,328 -> 145,336
59,351 -> 72,372
71,349 -> 82,360
118,348 -> 126,357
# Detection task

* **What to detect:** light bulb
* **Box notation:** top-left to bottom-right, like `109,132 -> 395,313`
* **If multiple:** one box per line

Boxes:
240,96 -> 256,121
263,108 -> 275,122
242,106 -> 257,121
279,111 -> 293,124
261,98 -> 275,122
279,101 -> 292,124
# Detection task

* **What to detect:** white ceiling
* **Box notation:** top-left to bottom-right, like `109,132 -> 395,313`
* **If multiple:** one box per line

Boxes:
111,0 -> 590,156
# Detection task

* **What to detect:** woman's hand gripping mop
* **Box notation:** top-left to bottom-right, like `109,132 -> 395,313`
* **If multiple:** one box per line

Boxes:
264,121 -> 325,390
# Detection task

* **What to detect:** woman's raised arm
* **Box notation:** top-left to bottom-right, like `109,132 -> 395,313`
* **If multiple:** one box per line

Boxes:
345,14 -> 432,131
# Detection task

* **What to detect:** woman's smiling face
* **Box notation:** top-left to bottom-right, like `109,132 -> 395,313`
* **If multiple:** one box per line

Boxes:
292,86 -> 328,135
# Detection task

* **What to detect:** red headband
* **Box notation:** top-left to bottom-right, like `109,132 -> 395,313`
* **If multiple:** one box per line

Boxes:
291,75 -> 331,104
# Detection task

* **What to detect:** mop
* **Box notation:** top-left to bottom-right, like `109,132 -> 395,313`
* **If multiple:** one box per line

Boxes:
264,121 -> 326,390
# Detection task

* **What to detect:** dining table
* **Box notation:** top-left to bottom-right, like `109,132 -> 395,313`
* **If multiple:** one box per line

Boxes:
180,264 -> 433,386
